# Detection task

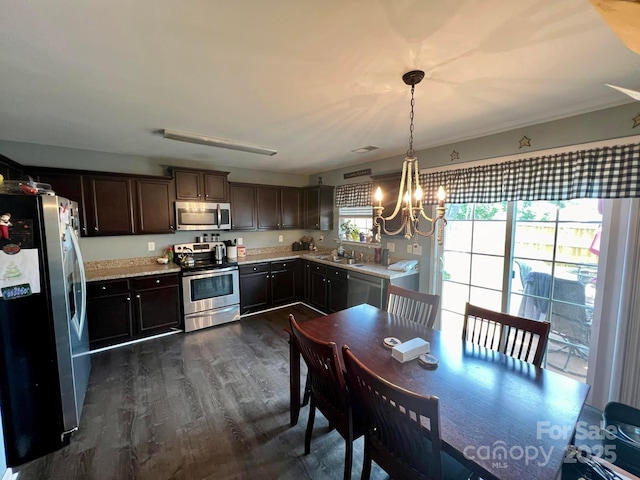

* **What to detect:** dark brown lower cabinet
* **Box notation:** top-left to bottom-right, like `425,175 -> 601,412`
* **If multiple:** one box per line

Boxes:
326,266 -> 349,313
307,262 -> 349,313
270,260 -> 297,306
87,279 -> 133,350
309,263 -> 328,311
87,273 -> 181,349
132,274 -> 181,337
239,263 -> 271,314
239,260 -> 297,314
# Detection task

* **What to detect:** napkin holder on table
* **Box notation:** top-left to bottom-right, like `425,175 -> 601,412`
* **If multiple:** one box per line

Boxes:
391,337 -> 430,363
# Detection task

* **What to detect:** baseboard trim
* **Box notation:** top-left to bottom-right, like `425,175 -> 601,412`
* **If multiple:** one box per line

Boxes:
239,301 -> 326,319
2,467 -> 18,480
88,329 -> 182,355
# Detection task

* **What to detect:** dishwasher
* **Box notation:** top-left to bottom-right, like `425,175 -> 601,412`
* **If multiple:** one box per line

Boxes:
347,271 -> 387,309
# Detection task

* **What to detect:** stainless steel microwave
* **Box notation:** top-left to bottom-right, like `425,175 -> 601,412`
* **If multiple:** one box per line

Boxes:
175,201 -> 232,231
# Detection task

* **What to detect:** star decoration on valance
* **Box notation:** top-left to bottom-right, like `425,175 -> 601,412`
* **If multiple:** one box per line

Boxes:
519,136 -> 531,148
450,150 -> 460,161
633,113 -> 640,129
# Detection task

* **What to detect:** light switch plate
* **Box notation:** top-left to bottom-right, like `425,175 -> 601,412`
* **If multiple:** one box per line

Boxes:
278,235 -> 283,242
387,242 -> 395,252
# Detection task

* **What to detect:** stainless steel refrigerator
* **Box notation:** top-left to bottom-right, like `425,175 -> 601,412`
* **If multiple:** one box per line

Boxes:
0,194 -> 90,466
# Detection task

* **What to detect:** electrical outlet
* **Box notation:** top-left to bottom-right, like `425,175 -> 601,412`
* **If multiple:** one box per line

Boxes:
147,241 -> 155,252
319,235 -> 324,242
386,242 -> 395,252
237,237 -> 243,245
412,243 -> 422,255
278,235 -> 283,242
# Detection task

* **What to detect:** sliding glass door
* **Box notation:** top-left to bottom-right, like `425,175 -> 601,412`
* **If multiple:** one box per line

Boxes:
439,199 -> 602,381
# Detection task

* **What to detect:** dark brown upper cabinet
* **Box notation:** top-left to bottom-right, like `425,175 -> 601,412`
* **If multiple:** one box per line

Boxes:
171,168 -> 229,202
85,175 -> 135,236
33,169 -> 87,235
303,185 -> 334,231
84,174 -> 174,236
280,187 -> 302,229
256,186 -> 301,230
229,183 -> 257,231
134,178 -> 175,234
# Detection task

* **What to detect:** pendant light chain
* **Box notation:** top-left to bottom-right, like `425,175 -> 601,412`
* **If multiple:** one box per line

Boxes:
407,83 -> 416,158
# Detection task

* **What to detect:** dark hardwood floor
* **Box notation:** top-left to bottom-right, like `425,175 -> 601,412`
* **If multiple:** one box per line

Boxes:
15,304 -> 389,480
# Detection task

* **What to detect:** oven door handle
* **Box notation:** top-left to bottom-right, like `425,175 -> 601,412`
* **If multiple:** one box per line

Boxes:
182,267 -> 238,279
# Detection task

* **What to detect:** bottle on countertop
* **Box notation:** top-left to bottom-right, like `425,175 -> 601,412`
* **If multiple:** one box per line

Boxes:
203,233 -> 208,243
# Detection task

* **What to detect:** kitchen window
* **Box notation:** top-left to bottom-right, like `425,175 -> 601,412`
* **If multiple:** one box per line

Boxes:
338,207 -> 375,242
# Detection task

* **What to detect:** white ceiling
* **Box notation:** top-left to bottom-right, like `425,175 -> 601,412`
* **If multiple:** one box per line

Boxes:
1,1 -> 640,175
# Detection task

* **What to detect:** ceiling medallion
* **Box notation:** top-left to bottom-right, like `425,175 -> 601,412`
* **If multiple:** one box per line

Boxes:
519,136 -> 532,149
633,113 -> 640,129
450,150 -> 460,161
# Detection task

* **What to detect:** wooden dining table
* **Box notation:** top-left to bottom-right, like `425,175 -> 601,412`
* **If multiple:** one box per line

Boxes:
288,303 -> 590,480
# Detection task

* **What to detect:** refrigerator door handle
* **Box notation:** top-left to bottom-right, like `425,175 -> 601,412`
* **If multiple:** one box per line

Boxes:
69,226 -> 87,339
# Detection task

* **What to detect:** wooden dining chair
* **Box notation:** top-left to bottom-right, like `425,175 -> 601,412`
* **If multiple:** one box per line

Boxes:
386,285 -> 440,328
462,302 -> 551,367
342,345 -> 473,480
289,314 -> 364,480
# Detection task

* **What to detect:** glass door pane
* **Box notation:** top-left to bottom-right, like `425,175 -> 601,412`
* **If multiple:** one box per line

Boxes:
512,199 -> 601,381
440,202 -> 507,335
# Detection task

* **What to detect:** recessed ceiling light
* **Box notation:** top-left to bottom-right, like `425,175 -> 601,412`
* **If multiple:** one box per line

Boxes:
351,146 -> 379,154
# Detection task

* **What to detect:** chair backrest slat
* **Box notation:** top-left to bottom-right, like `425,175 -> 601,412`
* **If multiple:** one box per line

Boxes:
462,303 -> 551,367
386,285 -> 440,328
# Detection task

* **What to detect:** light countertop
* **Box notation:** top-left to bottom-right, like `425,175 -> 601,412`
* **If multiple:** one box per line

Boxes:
84,251 -> 418,282
237,252 -> 419,280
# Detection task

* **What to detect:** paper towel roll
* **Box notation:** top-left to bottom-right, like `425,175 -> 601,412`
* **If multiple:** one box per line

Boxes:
227,245 -> 237,258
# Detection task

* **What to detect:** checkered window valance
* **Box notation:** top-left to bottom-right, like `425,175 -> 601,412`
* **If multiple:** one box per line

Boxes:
335,181 -> 373,207
419,143 -> 640,205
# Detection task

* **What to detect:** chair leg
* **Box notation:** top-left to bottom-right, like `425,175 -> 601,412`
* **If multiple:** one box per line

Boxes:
344,436 -> 353,480
305,398 -> 315,455
361,439 -> 372,480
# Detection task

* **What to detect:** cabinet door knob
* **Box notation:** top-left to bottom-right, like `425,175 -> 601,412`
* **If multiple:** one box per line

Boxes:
101,286 -> 107,290
170,225 -> 174,229
156,279 -> 160,284
126,297 -> 131,301
283,263 -> 287,267
94,226 -> 99,232
136,294 -> 141,298
253,267 -> 257,271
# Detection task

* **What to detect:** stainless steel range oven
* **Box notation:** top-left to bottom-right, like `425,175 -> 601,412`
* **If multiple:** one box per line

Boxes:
175,242 -> 240,332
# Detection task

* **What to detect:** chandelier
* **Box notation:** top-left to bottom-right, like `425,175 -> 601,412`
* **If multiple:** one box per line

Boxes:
373,70 -> 447,244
